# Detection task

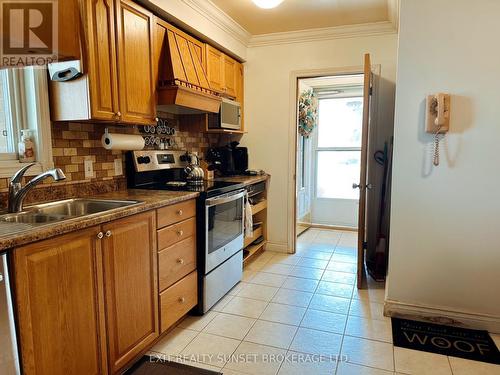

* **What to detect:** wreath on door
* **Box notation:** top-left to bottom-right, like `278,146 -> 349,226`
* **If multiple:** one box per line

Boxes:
298,89 -> 318,138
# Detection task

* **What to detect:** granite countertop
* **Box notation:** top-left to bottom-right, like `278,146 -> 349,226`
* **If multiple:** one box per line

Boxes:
215,174 -> 270,186
0,189 -> 199,252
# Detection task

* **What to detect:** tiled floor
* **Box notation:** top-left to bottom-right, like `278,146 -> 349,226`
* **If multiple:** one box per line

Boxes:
149,229 -> 500,375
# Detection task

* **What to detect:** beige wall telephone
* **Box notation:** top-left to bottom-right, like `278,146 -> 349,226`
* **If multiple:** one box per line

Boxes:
426,93 -> 451,166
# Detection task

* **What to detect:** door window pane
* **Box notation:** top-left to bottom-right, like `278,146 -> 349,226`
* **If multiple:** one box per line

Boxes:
317,151 -> 360,200
318,98 -> 363,148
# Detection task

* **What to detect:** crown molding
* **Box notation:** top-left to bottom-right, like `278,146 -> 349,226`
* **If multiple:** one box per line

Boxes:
387,0 -> 400,31
248,21 -> 397,48
180,0 -> 252,46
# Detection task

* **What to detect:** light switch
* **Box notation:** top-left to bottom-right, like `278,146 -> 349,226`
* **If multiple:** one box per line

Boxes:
84,159 -> 94,179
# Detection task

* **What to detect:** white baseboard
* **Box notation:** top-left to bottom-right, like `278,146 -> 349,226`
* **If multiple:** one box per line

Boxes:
265,241 -> 289,253
384,299 -> 500,334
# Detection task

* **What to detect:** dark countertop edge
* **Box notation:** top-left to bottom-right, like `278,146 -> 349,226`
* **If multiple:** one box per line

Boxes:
214,174 -> 270,186
0,190 -> 199,252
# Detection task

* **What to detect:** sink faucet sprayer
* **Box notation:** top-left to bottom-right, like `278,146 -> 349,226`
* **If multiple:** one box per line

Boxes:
8,163 -> 66,213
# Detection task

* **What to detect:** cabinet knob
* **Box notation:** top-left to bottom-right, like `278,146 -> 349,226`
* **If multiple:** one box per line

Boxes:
97,232 -> 104,239
105,230 -> 112,237
178,297 -> 185,303
177,258 -> 184,265
177,230 -> 184,236
177,209 -> 183,216
116,112 -> 122,118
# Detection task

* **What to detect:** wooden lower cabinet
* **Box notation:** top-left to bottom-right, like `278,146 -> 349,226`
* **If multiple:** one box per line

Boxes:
13,226 -> 107,375
160,271 -> 198,333
101,211 -> 159,373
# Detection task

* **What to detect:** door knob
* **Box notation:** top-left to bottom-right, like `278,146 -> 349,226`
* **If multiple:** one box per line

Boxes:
352,183 -> 361,189
366,183 -> 374,190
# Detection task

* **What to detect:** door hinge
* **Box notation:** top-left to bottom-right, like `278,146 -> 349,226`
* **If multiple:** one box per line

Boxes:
363,241 -> 368,249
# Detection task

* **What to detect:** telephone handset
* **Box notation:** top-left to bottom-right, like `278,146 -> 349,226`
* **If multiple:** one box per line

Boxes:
426,93 -> 451,166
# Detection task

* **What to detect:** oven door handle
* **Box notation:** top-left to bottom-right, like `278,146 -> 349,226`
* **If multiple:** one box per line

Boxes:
205,189 -> 246,206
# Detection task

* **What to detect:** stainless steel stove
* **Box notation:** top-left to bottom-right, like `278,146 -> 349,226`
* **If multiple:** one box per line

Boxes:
127,150 -> 245,313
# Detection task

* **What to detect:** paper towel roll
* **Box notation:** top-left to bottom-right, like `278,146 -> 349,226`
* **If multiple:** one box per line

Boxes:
101,133 -> 145,151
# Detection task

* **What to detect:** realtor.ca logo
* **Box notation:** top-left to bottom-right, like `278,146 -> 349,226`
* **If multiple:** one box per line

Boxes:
1,0 -> 58,66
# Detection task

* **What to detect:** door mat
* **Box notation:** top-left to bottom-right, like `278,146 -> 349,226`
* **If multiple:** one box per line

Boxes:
125,356 -> 222,375
392,318 -> 500,364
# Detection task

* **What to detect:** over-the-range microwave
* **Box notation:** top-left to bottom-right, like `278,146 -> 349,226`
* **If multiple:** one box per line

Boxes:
208,98 -> 242,131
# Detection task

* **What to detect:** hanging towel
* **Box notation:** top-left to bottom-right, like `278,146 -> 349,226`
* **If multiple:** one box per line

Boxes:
244,192 -> 253,238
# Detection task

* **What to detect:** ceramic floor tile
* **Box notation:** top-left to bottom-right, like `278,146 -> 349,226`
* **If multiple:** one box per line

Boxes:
334,246 -> 357,255
340,336 -> 394,372
336,361 -> 395,375
203,313 -> 256,340
267,254 -> 302,266
249,272 -> 288,287
225,341 -> 286,375
327,261 -> 357,274
277,351 -> 337,375
289,327 -> 342,356
301,243 -> 336,254
300,250 -> 333,260
300,308 -> 347,334
282,276 -> 319,293
244,320 -> 298,349
296,257 -> 329,269
149,327 -> 198,356
290,266 -> 325,280
352,286 -> 386,303
169,357 -> 222,372
241,269 -> 256,282
260,263 -> 295,276
330,253 -> 357,264
228,282 -> 248,296
448,356 -> 500,375
309,294 -> 351,314
322,270 -> 356,285
394,347 -> 452,375
317,280 -> 354,298
349,299 -> 389,321
237,283 -> 278,302
345,316 -> 393,343
181,332 -> 240,367
260,302 -> 306,326
272,288 -> 313,308
222,296 -> 269,319
211,294 -> 234,312
177,311 -> 219,331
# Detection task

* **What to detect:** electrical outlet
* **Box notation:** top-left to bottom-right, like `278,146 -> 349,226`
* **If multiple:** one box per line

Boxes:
114,158 -> 123,176
84,159 -> 94,179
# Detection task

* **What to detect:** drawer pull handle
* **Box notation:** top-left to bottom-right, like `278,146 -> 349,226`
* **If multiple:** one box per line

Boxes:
177,258 -> 185,264
177,230 -> 184,236
177,209 -> 183,216
178,297 -> 185,303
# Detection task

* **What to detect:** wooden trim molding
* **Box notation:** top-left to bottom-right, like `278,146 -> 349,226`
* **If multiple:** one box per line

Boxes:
384,299 -> 500,333
265,241 -> 289,254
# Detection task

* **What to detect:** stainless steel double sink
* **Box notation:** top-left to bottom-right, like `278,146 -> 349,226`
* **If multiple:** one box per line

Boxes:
0,198 -> 142,226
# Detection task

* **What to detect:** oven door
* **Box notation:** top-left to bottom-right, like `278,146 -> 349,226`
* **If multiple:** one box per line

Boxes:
205,189 -> 245,273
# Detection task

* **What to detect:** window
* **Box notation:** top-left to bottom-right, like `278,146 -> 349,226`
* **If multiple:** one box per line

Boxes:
0,66 -> 53,177
315,97 -> 363,200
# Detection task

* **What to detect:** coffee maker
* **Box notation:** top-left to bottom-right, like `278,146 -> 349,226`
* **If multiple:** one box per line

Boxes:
207,142 -> 248,176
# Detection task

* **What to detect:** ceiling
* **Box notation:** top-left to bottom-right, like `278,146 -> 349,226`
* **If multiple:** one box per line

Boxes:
210,0 -> 389,35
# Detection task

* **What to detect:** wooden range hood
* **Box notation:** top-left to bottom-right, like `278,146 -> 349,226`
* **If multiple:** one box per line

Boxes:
156,27 -> 221,114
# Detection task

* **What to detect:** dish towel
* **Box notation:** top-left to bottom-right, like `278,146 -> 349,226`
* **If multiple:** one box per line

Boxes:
244,192 -> 253,238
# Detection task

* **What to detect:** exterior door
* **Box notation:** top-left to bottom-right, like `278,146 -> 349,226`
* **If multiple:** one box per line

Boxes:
355,53 -> 373,287
101,211 -> 158,373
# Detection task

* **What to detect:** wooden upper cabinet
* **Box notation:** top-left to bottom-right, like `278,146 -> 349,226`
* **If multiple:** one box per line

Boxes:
101,211 -> 159,373
13,227 -> 107,375
82,0 -> 119,121
115,0 -> 156,125
235,61 -> 244,129
206,44 -> 224,92
223,55 -> 237,98
58,0 -> 82,60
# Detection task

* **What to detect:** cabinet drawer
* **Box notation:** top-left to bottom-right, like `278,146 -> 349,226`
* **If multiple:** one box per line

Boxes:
157,217 -> 196,250
159,236 -> 196,291
160,271 -> 197,332
157,200 -> 196,228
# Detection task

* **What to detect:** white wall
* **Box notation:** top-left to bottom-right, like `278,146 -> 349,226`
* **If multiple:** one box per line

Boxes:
241,34 -> 398,251
387,0 -> 500,319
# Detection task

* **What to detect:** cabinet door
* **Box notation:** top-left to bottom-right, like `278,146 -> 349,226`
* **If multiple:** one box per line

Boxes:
13,227 -> 106,375
101,211 -> 158,373
223,55 -> 237,98
206,44 -> 224,91
82,0 -> 120,120
115,0 -> 156,125
235,61 -> 244,130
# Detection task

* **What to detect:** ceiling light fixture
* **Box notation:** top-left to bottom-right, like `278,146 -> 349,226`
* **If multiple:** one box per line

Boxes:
252,0 -> 285,9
